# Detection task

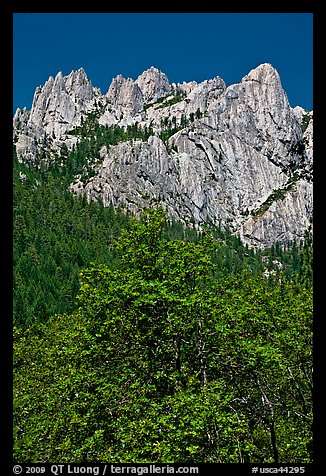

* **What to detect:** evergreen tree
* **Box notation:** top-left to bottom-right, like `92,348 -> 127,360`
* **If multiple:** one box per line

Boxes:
14,209 -> 313,463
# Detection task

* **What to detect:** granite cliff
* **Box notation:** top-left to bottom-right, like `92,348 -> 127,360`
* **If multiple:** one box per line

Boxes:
13,64 -> 313,248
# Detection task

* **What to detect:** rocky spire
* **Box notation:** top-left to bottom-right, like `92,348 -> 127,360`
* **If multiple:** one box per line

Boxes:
106,75 -> 144,114
13,64 -> 313,247
135,66 -> 171,104
27,68 -> 99,137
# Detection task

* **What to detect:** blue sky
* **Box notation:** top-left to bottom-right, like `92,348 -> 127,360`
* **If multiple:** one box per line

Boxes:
13,13 -> 313,112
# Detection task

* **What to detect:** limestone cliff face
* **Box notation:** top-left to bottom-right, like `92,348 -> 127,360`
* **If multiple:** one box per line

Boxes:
13,64 -> 313,248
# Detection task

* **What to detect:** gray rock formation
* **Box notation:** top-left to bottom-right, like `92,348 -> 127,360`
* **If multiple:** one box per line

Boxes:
106,75 -> 144,114
13,63 -> 313,248
14,68 -> 101,163
135,66 -> 171,104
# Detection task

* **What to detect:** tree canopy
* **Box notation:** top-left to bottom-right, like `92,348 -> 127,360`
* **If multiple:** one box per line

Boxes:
13,209 -> 313,463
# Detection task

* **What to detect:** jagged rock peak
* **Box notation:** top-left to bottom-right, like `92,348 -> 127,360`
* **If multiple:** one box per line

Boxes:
13,106 -> 29,122
106,74 -> 127,97
105,66 -> 171,112
292,105 -> 313,125
106,75 -> 144,114
27,68 -> 99,138
242,63 -> 282,85
292,105 -> 306,121
135,66 -> 171,104
13,63 -> 313,248
55,71 -> 63,80
175,80 -> 198,95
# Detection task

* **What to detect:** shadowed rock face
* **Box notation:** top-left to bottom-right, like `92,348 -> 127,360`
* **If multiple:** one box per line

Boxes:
13,63 -> 313,248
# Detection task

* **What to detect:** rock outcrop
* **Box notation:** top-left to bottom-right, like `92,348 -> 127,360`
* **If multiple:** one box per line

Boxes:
13,64 -> 313,248
14,68 -> 101,162
106,75 -> 144,114
135,66 -> 171,104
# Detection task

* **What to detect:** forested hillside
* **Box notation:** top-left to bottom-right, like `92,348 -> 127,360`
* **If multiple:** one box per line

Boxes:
13,154 -> 313,462
13,150 -> 312,327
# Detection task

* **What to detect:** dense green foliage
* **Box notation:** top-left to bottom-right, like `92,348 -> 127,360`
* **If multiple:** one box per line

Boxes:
69,117 -> 154,150
13,111 -> 162,327
14,109 -> 313,463
65,118 -> 154,181
159,110 -> 202,143
13,153 -> 132,326
14,205 -> 313,463
14,148 -> 311,328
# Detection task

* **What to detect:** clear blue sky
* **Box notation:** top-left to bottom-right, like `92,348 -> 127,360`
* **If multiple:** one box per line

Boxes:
13,13 -> 313,113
